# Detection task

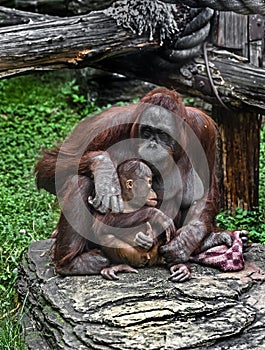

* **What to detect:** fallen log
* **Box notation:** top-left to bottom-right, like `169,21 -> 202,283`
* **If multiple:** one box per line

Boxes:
0,8 -> 159,78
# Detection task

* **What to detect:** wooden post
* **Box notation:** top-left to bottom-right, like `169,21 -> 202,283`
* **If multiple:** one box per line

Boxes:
213,108 -> 261,210
212,12 -> 264,211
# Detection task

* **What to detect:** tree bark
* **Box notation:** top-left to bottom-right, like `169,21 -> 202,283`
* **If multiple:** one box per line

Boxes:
0,6 -> 56,26
0,8 -> 159,78
213,108 -> 261,210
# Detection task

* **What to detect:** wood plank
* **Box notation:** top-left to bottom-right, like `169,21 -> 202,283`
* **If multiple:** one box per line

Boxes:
215,12 -> 248,50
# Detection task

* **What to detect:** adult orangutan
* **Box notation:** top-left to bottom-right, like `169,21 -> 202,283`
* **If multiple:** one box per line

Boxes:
35,87 -> 234,278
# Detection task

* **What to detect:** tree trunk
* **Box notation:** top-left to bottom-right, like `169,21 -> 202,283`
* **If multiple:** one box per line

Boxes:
213,108 -> 261,210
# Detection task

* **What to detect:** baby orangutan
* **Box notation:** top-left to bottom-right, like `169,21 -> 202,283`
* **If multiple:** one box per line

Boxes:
91,159 -> 191,281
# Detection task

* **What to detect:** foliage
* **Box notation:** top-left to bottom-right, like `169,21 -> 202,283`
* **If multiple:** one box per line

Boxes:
60,78 -> 102,116
0,73 -> 82,292
216,208 -> 265,245
0,72 -> 100,348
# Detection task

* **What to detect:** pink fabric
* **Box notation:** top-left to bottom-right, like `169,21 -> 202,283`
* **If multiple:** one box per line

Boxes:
190,231 -> 244,271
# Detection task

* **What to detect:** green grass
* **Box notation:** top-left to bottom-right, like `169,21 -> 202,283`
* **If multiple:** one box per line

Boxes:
0,73 -> 83,290
0,72 -> 264,348
0,72 -> 100,349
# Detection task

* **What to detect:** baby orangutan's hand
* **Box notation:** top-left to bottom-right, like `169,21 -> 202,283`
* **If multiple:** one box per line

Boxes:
101,264 -> 138,280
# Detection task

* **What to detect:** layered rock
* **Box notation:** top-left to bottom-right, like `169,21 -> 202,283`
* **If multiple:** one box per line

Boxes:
17,239 -> 265,349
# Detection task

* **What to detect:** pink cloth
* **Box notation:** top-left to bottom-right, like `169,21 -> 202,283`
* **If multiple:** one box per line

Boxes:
191,231 -> 244,271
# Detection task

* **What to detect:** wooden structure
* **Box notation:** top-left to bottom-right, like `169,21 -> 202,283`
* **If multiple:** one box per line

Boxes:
0,3 -> 264,211
212,12 -> 264,210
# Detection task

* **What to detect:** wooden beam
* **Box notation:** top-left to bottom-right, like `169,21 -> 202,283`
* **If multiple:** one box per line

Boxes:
91,49 -> 265,112
0,7 -> 265,113
0,8 -> 159,78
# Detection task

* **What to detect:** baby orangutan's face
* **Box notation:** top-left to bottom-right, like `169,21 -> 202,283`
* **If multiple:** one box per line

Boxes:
126,176 -> 157,209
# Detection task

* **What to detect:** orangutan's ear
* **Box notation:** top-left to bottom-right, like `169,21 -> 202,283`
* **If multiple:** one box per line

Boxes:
126,179 -> 133,189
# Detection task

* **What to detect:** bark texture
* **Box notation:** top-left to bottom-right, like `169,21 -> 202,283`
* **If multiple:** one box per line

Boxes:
0,9 -> 159,78
18,239 -> 265,350
213,108 -> 261,210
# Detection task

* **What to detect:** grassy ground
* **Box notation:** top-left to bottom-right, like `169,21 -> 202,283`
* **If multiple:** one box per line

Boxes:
0,72 -> 264,349
0,72 -> 100,349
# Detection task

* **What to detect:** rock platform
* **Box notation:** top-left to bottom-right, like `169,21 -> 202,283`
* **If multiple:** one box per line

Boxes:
17,239 -> 265,349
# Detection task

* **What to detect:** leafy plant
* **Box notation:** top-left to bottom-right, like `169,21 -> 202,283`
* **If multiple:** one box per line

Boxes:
60,78 -> 102,116
216,208 -> 265,244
